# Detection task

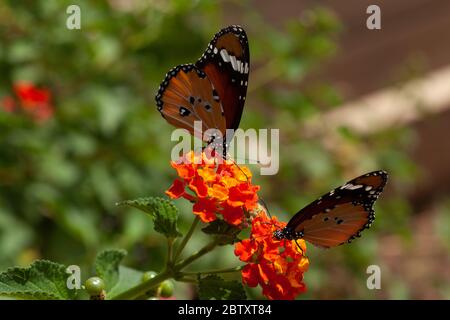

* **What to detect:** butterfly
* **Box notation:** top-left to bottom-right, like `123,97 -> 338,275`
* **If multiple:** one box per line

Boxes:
155,25 -> 249,153
273,170 -> 388,248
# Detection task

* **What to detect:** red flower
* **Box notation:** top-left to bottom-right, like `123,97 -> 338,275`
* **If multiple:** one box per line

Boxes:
166,179 -> 186,199
228,183 -> 259,211
234,211 -> 309,300
14,82 -> 51,108
165,151 -> 260,226
1,82 -> 54,122
193,198 -> 217,223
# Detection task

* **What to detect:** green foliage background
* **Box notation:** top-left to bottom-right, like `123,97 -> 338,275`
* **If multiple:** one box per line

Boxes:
0,0 -> 435,299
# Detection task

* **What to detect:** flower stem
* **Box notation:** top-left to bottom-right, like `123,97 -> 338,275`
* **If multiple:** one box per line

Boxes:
167,237 -> 175,266
112,268 -> 171,300
180,265 -> 244,277
177,277 -> 197,283
112,238 -> 219,299
173,216 -> 200,261
175,240 -> 219,271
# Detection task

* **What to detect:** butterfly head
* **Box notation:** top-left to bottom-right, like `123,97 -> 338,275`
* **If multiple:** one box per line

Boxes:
273,229 -> 284,240
273,227 -> 304,241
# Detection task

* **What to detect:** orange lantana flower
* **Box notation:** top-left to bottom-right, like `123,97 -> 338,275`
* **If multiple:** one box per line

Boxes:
234,211 -> 309,300
166,151 -> 260,226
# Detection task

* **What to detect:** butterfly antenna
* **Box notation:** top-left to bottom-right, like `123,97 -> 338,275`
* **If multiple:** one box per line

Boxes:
227,155 -> 250,180
258,197 -> 273,219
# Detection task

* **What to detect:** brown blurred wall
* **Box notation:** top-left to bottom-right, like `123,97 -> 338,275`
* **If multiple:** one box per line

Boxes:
255,0 -> 450,206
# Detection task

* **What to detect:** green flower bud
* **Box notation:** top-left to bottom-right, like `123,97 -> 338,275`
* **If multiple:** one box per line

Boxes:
141,271 -> 157,283
158,280 -> 174,298
85,277 -> 105,296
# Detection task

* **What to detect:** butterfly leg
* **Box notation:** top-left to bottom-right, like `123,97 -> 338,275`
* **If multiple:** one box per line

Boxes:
295,240 -> 307,258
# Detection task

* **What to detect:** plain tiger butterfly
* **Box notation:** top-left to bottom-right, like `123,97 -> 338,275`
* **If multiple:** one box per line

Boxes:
155,25 -> 249,154
273,170 -> 388,248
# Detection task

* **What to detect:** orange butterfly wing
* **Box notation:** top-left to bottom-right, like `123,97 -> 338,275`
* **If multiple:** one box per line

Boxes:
287,170 -> 388,248
156,64 -> 226,142
156,25 -> 249,144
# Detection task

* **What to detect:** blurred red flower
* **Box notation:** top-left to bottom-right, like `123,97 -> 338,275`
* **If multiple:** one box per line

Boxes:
234,211 -> 309,300
166,151 -> 260,226
1,82 -> 54,122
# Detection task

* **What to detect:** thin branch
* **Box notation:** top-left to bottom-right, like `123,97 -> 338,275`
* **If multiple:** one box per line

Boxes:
180,266 -> 244,277
173,216 -> 200,261
175,240 -> 219,271
112,269 -> 170,300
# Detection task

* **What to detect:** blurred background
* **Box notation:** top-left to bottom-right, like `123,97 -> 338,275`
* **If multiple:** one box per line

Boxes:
0,0 -> 449,299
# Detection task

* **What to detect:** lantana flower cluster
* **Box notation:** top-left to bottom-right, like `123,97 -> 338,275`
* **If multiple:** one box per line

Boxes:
1,82 -> 53,122
166,151 -> 259,226
166,151 -> 309,300
234,211 -> 309,300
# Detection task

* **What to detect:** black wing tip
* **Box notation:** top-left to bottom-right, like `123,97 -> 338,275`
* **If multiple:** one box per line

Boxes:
363,169 -> 388,177
348,170 -> 389,243
376,169 -> 389,186
221,25 -> 247,35
360,169 -> 389,185
212,25 -> 249,47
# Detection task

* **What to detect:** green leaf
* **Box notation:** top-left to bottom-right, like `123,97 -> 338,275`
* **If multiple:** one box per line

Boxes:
201,220 -> 241,245
107,266 -> 144,300
95,249 -> 127,292
94,249 -> 145,300
0,260 -> 77,300
118,197 -> 181,238
198,275 -> 246,300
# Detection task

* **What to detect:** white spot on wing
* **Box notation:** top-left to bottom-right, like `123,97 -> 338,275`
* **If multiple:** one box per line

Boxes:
342,183 -> 363,190
220,49 -> 230,62
229,55 -> 238,71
